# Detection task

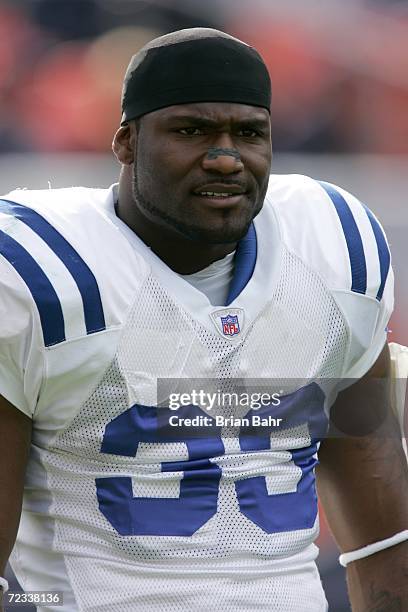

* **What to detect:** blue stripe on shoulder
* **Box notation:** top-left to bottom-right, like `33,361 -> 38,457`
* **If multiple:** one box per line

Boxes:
363,205 -> 390,301
0,199 -> 106,335
0,231 -> 65,346
226,222 -> 257,305
317,181 -> 367,296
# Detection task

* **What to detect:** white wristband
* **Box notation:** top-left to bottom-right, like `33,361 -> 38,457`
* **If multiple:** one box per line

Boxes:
0,576 -> 9,593
339,529 -> 408,567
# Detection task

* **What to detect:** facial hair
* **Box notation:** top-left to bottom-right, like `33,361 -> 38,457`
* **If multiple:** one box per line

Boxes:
131,166 -> 256,245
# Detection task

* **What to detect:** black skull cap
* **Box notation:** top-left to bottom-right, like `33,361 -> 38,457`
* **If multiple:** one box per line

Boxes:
121,27 -> 271,124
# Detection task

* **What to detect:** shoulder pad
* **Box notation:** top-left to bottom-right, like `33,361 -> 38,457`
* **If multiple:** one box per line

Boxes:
265,174 -> 391,301
0,187 -> 148,347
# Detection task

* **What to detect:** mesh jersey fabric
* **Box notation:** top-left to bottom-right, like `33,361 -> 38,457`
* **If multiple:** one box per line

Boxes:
0,175 -> 393,611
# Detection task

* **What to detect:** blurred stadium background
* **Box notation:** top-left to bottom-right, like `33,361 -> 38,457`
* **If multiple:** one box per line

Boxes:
1,1 -> 407,610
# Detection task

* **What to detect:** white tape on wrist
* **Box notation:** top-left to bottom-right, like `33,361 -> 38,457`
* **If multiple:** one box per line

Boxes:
339,529 -> 408,567
0,576 -> 9,593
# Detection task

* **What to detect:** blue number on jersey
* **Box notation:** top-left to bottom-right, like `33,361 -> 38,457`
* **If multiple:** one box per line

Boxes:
236,383 -> 326,533
96,383 -> 327,536
96,404 -> 224,536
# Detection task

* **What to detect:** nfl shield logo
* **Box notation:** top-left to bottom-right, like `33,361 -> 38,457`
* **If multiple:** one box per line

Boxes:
210,307 -> 244,340
221,314 -> 240,337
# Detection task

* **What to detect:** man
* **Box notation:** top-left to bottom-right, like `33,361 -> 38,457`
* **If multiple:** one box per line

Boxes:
0,28 -> 407,612
390,342 -> 408,457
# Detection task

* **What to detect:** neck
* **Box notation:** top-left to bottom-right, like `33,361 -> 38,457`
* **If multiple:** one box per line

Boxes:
116,179 -> 236,274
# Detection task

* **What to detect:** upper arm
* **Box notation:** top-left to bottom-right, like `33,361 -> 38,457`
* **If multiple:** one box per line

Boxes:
0,240 -> 44,418
0,394 -> 32,574
317,344 -> 408,552
0,206 -> 43,571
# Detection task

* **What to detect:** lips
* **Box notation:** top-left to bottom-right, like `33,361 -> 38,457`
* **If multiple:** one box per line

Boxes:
193,183 -> 247,199
196,191 -> 239,198
191,192 -> 247,209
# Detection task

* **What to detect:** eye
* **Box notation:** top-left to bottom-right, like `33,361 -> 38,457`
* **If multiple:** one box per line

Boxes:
238,128 -> 261,138
178,127 -> 205,136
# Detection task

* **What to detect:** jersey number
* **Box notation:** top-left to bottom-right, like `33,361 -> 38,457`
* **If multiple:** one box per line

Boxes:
95,384 -> 326,536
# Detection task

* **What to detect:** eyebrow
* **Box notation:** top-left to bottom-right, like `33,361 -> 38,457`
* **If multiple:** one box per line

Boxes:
166,115 -> 269,130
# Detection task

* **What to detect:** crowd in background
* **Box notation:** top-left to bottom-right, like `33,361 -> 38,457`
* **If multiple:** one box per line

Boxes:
1,0 -> 408,154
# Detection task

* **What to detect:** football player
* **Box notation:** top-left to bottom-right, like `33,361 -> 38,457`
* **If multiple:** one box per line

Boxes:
0,29 -> 407,611
390,342 -> 408,457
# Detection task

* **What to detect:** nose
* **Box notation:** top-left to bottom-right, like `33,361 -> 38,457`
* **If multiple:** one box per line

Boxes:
201,145 -> 244,174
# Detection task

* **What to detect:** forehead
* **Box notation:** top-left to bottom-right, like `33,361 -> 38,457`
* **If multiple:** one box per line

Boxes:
148,102 -> 270,125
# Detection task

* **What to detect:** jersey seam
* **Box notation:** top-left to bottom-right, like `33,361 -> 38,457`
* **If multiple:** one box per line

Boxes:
43,323 -> 124,351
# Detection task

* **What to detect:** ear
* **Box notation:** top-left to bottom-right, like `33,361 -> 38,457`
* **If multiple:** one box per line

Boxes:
112,123 -> 136,165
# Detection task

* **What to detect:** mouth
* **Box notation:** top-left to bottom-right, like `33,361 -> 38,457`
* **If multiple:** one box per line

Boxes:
192,184 -> 248,207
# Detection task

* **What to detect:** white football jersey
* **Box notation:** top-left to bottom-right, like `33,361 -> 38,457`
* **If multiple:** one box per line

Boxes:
0,175 -> 393,611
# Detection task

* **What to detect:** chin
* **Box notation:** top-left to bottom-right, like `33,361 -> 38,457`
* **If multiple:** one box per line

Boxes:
182,222 -> 251,245
181,202 -> 257,243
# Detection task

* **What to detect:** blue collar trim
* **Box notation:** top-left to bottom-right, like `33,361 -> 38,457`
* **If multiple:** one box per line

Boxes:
226,222 -> 257,305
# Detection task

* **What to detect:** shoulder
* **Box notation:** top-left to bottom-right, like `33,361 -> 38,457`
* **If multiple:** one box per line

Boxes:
0,185 -> 148,348
262,174 -> 394,379
0,185 -> 116,235
0,185 -> 115,242
264,173 -> 392,302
